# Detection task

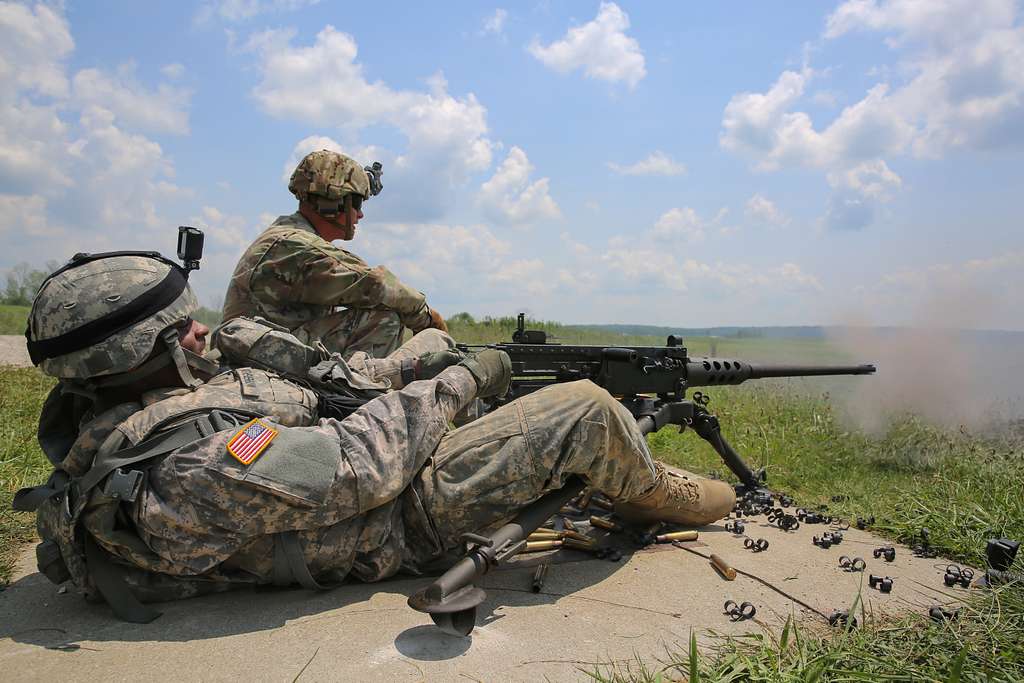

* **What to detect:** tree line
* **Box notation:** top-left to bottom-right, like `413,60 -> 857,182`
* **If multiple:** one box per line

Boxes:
1,262 -> 61,306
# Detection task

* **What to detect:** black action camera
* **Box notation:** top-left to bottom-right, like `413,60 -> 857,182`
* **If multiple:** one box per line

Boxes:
177,226 -> 204,275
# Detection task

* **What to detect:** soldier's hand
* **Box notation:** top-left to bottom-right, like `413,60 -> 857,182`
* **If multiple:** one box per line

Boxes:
459,349 -> 512,399
417,349 -> 464,380
427,307 -> 448,333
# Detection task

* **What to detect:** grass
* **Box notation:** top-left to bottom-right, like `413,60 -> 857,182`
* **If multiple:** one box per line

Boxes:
0,304 -> 30,335
2,331 -> 1022,680
0,367 -> 55,581
593,383 -> 1024,682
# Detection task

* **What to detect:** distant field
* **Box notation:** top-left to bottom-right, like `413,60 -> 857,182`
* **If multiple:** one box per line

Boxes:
0,304 -> 29,335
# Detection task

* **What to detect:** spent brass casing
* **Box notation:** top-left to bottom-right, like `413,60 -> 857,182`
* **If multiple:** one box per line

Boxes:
590,516 -> 622,532
710,553 -> 737,580
562,518 -> 577,532
656,530 -> 699,543
532,563 -> 549,592
577,489 -> 594,510
591,496 -> 614,511
523,540 -> 563,553
562,530 -> 594,543
563,538 -> 598,552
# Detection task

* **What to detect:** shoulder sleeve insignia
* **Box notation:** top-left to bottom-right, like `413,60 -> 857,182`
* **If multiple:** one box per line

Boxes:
227,418 -> 279,465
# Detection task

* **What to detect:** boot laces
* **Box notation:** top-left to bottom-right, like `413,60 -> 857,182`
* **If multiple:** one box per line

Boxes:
655,463 -> 701,504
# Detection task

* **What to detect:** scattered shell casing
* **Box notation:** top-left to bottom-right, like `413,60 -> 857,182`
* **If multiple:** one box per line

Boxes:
576,489 -> 594,510
562,530 -> 594,543
532,563 -> 549,592
563,537 -> 598,552
656,530 -> 699,543
527,531 -> 563,541
590,516 -> 622,532
562,518 -> 577,532
591,496 -> 614,511
523,540 -> 563,553
710,553 -> 737,580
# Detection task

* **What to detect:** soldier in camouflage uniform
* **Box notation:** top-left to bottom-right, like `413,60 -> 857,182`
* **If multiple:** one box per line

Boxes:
222,150 -> 448,360
20,252 -> 735,622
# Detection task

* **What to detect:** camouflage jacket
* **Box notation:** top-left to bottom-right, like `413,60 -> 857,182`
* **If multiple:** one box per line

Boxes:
222,212 -> 432,332
72,364 -> 476,591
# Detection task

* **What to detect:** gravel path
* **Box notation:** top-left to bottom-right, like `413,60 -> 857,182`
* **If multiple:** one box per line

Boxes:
0,335 -> 31,367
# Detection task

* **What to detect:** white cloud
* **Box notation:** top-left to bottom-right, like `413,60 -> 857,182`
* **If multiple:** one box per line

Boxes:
0,193 -> 63,238
745,193 -> 790,226
606,150 -> 685,176
721,2 -> 1024,172
528,2 -> 646,89
247,25 -> 493,220
195,0 -> 320,24
161,63 -> 185,80
488,259 -> 553,297
73,64 -> 191,135
822,159 -> 902,231
827,159 -> 902,199
0,4 -> 197,270
481,9 -> 508,36
477,146 -> 560,226
651,207 -> 705,242
0,3 -> 74,98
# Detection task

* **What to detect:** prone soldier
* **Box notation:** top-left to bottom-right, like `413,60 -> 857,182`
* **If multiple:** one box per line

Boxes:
19,251 -> 735,622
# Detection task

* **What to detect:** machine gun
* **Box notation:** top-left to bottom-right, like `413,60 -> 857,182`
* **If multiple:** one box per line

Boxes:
457,314 -> 876,492
409,315 -> 876,636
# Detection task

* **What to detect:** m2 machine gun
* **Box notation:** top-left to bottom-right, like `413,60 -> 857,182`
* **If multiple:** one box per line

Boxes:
459,314 -> 876,492
408,314 -> 875,636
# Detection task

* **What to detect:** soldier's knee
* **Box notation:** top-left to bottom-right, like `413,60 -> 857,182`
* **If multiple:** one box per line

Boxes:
413,327 -> 455,351
546,380 -> 620,413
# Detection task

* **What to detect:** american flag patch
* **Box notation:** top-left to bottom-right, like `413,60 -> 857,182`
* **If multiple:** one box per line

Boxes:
227,418 -> 278,465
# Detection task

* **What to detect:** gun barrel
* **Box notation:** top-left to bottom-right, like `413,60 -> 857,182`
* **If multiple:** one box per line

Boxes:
686,359 -> 875,387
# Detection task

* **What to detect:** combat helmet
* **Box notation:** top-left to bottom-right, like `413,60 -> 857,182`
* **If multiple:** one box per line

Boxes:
25,252 -> 213,390
288,149 -> 383,217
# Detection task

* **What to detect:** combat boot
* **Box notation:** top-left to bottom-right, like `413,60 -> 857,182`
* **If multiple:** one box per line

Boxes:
614,463 -> 736,527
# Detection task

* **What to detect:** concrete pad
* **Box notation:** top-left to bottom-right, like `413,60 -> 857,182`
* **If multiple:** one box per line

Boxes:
1,516 -> 972,682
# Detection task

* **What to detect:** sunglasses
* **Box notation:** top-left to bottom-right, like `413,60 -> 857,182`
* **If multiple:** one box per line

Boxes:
348,194 -> 363,211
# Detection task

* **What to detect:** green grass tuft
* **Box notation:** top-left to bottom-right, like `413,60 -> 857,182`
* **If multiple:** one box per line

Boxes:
0,366 -> 55,582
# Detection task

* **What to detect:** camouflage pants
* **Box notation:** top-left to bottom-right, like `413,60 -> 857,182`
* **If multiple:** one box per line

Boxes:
405,380 -> 660,565
294,308 -> 403,360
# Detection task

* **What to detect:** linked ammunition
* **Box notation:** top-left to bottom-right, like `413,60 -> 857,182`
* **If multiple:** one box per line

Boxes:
590,516 -> 622,532
656,530 -> 699,543
711,554 -> 737,580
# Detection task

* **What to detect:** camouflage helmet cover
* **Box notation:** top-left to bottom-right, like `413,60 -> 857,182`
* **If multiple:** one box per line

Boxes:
288,149 -> 370,203
28,255 -> 198,379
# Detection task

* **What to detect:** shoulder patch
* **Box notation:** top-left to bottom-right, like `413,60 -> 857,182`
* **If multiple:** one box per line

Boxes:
227,418 -> 278,465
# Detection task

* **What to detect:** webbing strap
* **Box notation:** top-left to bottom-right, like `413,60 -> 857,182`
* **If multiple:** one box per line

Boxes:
77,417 -> 211,495
84,535 -> 161,623
272,532 -> 331,591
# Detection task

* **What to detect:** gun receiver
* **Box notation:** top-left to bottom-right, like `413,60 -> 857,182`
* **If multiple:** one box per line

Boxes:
457,314 -> 876,491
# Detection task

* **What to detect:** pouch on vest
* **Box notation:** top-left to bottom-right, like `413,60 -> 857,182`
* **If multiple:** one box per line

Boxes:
212,317 -> 323,378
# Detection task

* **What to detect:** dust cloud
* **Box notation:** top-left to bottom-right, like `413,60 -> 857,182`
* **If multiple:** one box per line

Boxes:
827,288 -> 1024,436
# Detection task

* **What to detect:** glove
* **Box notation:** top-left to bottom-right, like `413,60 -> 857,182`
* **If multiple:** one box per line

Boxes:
427,307 -> 448,333
417,349 -> 465,380
458,349 -> 512,399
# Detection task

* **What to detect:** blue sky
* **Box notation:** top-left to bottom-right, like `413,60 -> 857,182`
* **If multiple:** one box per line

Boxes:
1,1 -> 1022,330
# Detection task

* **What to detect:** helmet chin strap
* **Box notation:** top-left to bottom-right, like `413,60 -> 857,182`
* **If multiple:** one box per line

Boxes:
160,328 -> 204,389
